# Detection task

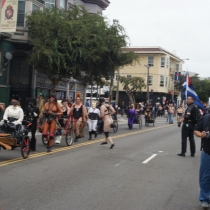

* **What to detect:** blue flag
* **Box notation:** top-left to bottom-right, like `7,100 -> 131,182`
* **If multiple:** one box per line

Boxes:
182,72 -> 205,110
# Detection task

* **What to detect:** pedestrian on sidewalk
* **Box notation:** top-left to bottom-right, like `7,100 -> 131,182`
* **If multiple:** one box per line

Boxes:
99,97 -> 115,149
26,98 -> 39,152
194,113 -> 210,209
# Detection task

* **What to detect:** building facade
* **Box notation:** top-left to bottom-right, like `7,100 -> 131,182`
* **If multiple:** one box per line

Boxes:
0,0 -> 110,111
112,46 -> 184,105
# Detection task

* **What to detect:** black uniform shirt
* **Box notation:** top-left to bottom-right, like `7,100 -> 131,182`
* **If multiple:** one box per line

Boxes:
195,117 -> 210,153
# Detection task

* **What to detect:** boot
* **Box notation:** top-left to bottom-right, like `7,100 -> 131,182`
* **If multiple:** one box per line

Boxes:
30,138 -> 36,151
74,136 -> 79,142
93,130 -> 97,138
88,132 -> 92,140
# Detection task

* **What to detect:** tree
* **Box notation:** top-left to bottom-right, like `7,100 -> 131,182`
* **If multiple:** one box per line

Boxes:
119,76 -> 146,104
26,6 -> 138,94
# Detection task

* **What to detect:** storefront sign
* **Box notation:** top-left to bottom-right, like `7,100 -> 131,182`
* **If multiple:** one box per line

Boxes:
0,0 -> 18,32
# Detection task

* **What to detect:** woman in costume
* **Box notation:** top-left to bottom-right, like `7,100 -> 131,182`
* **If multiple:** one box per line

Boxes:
42,95 -> 62,152
87,102 -> 100,140
99,97 -> 115,149
127,104 -> 136,129
69,93 -> 87,142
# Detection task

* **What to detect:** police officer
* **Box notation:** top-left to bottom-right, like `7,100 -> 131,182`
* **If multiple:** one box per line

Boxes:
177,96 -> 196,157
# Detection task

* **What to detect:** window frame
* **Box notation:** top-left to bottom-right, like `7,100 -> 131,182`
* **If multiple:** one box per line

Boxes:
17,0 -> 26,27
127,75 -> 132,79
148,75 -> 153,86
148,56 -> 154,67
176,63 -> 179,71
159,75 -> 164,87
160,57 -> 165,68
59,0 -> 66,9
45,0 -> 55,9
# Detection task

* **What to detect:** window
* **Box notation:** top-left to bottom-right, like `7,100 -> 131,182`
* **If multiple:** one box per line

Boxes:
176,63 -> 179,71
59,0 -> 66,9
17,1 -> 25,27
148,75 -> 153,86
32,4 -> 40,11
165,77 -> 168,88
127,75 -> 132,78
161,57 -> 165,67
45,0 -> 55,9
148,56 -> 154,67
160,75 -> 164,87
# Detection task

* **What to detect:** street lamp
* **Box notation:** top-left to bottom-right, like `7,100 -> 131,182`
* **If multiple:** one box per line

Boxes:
144,64 -> 151,102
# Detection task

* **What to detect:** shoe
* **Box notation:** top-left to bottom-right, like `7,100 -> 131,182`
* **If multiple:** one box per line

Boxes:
191,154 -> 195,157
110,144 -> 115,149
177,153 -> 185,157
201,202 -> 209,209
100,142 -> 108,145
74,137 -> 78,142
94,131 -> 97,138
47,147 -> 52,153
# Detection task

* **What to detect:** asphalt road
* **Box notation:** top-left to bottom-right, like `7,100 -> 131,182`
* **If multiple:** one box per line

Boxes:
0,116 -> 202,210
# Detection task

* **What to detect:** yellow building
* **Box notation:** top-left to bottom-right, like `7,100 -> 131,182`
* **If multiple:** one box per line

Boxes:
113,46 -> 184,105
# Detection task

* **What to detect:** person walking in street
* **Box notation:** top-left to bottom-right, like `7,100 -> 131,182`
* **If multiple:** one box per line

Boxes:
194,113 -> 210,209
99,97 -> 115,149
55,99 -> 70,144
177,96 -> 198,157
87,102 -> 100,140
42,95 -> 62,152
69,93 -> 87,142
26,98 -> 39,152
176,105 -> 185,127
120,101 -> 125,116
168,104 -> 175,124
127,104 -> 136,129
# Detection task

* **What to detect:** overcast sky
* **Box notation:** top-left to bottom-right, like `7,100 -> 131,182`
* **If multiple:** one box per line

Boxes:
103,0 -> 210,77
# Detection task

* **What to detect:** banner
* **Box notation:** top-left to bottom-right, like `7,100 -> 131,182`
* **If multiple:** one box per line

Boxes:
0,0 -> 18,32
174,72 -> 181,83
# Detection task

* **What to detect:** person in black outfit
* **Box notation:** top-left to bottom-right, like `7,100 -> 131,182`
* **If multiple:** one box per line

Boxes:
194,113 -> 210,209
26,98 -> 39,152
177,96 -> 196,157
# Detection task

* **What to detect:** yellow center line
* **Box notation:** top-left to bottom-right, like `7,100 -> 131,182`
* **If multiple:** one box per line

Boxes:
0,124 -> 172,167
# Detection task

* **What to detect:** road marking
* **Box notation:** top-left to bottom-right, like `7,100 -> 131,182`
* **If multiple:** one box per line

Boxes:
115,153 -> 137,167
0,124 -> 172,167
142,154 -> 157,164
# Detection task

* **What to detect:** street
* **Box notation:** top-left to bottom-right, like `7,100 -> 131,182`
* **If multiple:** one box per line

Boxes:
0,116 -> 202,210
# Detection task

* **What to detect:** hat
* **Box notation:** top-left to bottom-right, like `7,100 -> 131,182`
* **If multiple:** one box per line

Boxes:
11,95 -> 19,101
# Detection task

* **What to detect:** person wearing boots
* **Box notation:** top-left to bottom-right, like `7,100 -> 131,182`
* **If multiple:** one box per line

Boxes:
42,95 -> 62,152
99,97 -> 116,149
69,93 -> 87,142
26,98 -> 39,152
87,102 -> 100,140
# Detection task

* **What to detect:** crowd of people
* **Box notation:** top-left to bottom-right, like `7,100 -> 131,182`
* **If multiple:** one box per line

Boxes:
1,95 -> 210,209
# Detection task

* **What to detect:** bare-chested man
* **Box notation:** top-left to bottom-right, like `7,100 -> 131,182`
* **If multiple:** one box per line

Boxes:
99,98 -> 115,149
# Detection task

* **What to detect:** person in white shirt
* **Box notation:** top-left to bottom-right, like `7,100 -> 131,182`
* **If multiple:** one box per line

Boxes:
87,102 -> 100,140
1,95 -> 24,132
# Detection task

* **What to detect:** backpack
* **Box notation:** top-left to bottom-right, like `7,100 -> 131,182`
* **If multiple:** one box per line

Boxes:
191,104 -> 201,124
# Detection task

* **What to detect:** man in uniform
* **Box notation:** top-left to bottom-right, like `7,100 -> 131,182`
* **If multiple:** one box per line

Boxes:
177,96 -> 197,157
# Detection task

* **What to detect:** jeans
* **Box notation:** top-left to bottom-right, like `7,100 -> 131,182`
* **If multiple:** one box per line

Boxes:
199,151 -> 210,203
168,113 -> 174,124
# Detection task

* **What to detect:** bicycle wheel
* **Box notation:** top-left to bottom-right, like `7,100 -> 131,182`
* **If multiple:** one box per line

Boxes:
139,118 -> 142,129
113,120 -> 118,133
66,128 -> 74,146
42,135 -> 48,145
21,136 -> 30,159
